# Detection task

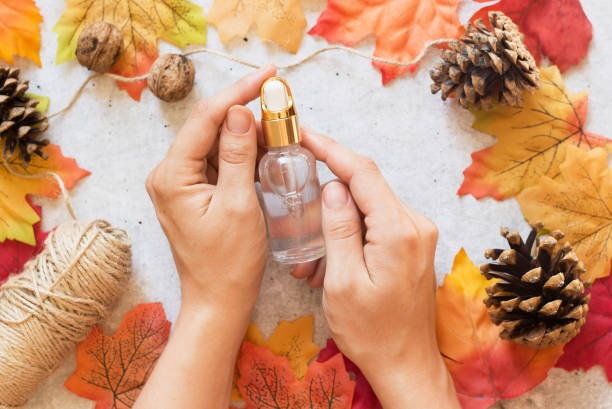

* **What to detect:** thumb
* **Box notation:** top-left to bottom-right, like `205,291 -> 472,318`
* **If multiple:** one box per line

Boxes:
216,105 -> 258,198
321,181 -> 366,285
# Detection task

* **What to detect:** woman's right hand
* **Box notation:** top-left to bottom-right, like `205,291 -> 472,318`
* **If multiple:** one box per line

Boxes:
295,128 -> 460,409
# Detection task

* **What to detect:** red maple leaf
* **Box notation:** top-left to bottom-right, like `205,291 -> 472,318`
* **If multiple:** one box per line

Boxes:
317,338 -> 382,409
64,303 -> 171,409
0,198 -> 48,284
555,269 -> 612,381
237,342 -> 355,409
471,0 -> 592,72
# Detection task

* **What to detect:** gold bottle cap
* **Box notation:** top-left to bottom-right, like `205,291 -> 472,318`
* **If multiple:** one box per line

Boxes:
261,77 -> 301,147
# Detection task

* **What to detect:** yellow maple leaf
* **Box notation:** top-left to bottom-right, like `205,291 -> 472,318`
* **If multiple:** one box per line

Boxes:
207,0 -> 306,53
0,0 -> 43,66
1,143 -> 90,245
231,315 -> 320,402
518,146 -> 612,282
458,66 -> 610,200
53,0 -> 207,101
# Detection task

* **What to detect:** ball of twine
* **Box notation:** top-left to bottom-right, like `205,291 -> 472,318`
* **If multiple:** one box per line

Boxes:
0,219 -> 131,408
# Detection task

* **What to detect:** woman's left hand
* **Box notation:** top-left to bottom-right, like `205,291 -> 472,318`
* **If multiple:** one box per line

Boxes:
137,66 -> 277,409
146,64 -> 276,324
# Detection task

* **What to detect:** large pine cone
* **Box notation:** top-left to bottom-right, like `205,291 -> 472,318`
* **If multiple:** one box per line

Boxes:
430,11 -> 539,109
0,66 -> 49,167
481,225 -> 589,348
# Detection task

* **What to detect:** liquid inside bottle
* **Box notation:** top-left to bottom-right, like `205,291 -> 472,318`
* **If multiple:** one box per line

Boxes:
259,144 -> 325,263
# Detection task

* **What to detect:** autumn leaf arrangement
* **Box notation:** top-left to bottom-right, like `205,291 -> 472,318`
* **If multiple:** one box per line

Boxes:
0,1 -> 609,409
423,2 -> 612,409
63,306 -> 363,409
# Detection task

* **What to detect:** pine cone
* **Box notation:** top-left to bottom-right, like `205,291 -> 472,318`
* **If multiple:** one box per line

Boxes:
430,11 -> 539,109
481,224 -> 589,348
0,66 -> 49,167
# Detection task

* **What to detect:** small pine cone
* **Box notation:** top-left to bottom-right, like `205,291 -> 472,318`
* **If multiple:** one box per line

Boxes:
430,11 -> 539,109
0,67 -> 49,167
481,224 -> 589,349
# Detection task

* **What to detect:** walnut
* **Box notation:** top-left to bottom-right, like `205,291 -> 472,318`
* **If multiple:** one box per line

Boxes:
148,54 -> 195,102
76,22 -> 123,73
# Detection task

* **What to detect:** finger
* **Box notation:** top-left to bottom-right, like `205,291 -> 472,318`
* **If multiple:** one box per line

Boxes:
301,127 -> 398,219
292,261 -> 317,279
215,105 -> 258,198
403,205 -> 438,264
210,131 -> 264,180
321,181 -> 367,285
307,257 -> 326,288
168,64 -> 276,162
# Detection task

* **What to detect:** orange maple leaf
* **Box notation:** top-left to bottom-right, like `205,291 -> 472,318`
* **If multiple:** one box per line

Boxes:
309,0 -> 463,84
54,0 -> 207,101
207,0 -> 307,53
0,0 -> 42,66
1,142 -> 90,246
232,316 -> 320,401
237,342 -> 354,409
518,146 -> 612,282
458,66 -> 610,201
64,303 -> 171,409
436,249 -> 564,409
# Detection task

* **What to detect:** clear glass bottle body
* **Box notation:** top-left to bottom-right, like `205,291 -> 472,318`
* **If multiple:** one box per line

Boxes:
259,143 -> 325,264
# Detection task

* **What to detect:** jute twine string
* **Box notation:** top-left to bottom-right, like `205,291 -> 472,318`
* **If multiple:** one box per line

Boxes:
48,39 -> 457,119
0,159 -> 132,408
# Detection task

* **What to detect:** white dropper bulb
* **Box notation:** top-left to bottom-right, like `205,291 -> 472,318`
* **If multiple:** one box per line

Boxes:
263,79 -> 290,111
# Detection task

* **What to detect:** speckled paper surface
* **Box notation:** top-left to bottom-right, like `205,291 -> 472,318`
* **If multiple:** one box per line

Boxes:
20,1 -> 612,408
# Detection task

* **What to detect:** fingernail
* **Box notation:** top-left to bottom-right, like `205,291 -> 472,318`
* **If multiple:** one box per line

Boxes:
323,182 -> 349,209
227,106 -> 251,134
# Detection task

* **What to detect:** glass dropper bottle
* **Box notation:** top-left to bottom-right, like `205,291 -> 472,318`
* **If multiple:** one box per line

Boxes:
258,77 -> 325,264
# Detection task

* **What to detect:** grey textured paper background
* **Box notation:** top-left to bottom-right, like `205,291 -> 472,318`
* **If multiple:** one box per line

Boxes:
22,1 -> 612,407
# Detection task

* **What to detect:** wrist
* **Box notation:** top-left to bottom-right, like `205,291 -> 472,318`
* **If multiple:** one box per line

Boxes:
177,301 -> 251,352
179,280 -> 257,328
363,350 -> 459,409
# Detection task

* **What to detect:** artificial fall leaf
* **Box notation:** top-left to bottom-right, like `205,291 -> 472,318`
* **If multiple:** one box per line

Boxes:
309,0 -> 463,84
207,0 -> 306,53
436,249 -> 564,409
64,303 -> 171,409
236,342 -> 354,409
0,198 -> 48,284
458,65 -> 609,201
0,0 -> 43,66
54,0 -> 207,101
517,146 -> 612,282
0,142 -> 90,246
246,315 -> 320,379
471,0 -> 592,73
556,269 -> 612,381
318,338 -> 382,409
231,315 -> 320,401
